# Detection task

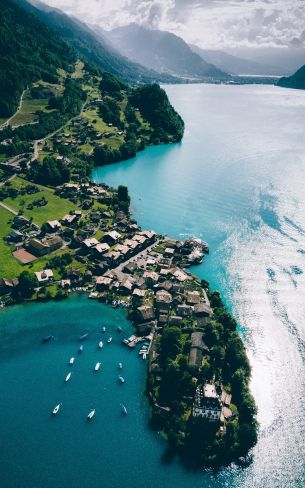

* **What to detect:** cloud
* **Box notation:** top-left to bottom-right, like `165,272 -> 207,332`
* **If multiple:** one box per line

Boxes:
39,0 -> 305,49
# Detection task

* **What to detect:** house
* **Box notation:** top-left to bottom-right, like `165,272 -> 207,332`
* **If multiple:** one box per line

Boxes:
164,247 -> 175,258
193,383 -> 222,422
139,230 -> 156,242
82,237 -> 99,251
102,231 -> 121,245
132,288 -> 145,298
119,277 -> 135,294
194,303 -> 213,317
143,271 -> 159,288
155,290 -> 172,311
66,267 -> 82,283
47,220 -> 61,232
61,214 -> 77,225
59,279 -> 71,289
158,257 -> 172,269
0,278 -> 19,294
9,230 -> 24,242
123,262 -> 137,274
27,236 -> 62,256
35,269 -> 54,284
104,250 -> 121,267
135,305 -> 155,323
177,304 -> 193,317
94,243 -> 110,257
96,276 -> 112,290
188,332 -> 209,368
186,291 -> 201,305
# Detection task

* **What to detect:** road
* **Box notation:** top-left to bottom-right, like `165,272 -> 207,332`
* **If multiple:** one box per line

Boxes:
0,201 -> 18,216
112,240 -> 160,274
0,90 -> 26,130
0,174 -> 17,187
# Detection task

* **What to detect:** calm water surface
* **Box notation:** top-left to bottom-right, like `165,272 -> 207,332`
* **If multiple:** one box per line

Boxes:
1,84 -> 305,487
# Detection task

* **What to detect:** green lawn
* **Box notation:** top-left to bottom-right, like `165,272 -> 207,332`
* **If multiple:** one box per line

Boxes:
0,207 -> 24,278
3,177 -> 75,226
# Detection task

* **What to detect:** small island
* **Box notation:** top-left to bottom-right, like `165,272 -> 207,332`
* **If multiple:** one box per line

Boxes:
0,61 -> 257,469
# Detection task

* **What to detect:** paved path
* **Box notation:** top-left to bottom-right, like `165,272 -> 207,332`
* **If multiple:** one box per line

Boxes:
0,201 -> 18,216
0,174 -> 17,187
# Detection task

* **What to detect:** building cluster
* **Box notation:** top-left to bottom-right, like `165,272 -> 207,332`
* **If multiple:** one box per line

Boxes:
193,382 -> 234,425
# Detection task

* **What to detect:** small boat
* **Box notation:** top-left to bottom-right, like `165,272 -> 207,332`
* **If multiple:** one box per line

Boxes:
122,339 -> 129,345
52,403 -> 61,415
94,362 -> 101,371
69,357 -> 75,365
42,335 -> 54,343
78,345 -> 83,354
120,404 -> 127,415
79,333 -> 88,341
107,337 -> 112,344
87,409 -> 95,420
118,376 -> 125,384
118,362 -> 123,369
98,341 -> 103,349
117,326 -> 122,332
102,326 -> 106,332
65,372 -> 72,382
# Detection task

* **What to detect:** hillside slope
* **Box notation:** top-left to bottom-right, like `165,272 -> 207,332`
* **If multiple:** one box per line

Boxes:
0,0 -> 75,117
278,65 -> 305,90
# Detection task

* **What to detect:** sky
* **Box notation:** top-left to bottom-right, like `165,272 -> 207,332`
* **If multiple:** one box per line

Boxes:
39,0 -> 305,49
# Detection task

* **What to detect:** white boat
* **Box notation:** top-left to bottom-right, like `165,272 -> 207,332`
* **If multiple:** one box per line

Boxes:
69,357 -> 75,365
121,404 -> 127,415
52,403 -> 61,415
102,326 -> 106,332
118,362 -> 123,369
119,376 -> 125,383
107,337 -> 112,344
98,341 -> 103,349
65,372 -> 72,382
94,362 -> 101,371
87,409 -> 95,420
78,345 -> 83,354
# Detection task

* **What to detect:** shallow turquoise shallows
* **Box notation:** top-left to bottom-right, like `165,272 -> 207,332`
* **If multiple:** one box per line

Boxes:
1,84 -> 305,488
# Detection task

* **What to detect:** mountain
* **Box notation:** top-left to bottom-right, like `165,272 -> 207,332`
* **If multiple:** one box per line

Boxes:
16,0 -> 177,84
0,0 -> 75,117
189,45 -> 285,76
104,23 -> 229,81
278,65 -> 305,89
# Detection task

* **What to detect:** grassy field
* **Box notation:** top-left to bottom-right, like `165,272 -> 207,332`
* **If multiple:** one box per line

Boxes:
3,177 -> 75,226
0,207 -> 24,278
9,90 -> 49,127
72,60 -> 85,79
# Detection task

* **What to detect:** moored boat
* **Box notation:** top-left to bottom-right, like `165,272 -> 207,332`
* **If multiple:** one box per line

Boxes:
87,409 -> 95,420
98,341 -> 103,349
120,404 -> 127,415
52,403 -> 61,415
117,326 -> 122,332
79,333 -> 88,341
42,335 -> 54,343
118,362 -> 123,369
118,376 -> 125,383
102,326 -> 106,332
107,337 -> 112,344
69,357 -> 75,365
94,362 -> 101,371
65,372 -> 72,382
78,344 -> 83,353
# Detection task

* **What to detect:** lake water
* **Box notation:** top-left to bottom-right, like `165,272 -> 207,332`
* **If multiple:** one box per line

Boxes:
1,84 -> 305,487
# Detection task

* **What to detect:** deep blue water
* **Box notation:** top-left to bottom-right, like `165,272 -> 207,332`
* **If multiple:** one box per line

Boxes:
1,84 -> 305,487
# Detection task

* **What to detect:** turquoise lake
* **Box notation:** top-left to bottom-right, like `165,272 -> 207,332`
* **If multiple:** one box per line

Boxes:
2,84 -> 305,487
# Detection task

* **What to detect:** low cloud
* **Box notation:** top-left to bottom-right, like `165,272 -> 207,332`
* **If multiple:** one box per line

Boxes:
40,0 -> 305,49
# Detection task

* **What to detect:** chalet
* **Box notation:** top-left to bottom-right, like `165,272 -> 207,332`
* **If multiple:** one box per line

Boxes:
102,231 -> 121,245
155,290 -> 172,311
132,288 -> 145,298
65,267 -> 82,283
188,332 -> 209,368
158,314 -> 168,325
96,276 -> 112,290
170,268 -> 191,282
177,304 -> 193,317
156,281 -> 173,292
139,230 -> 156,242
61,214 -> 77,225
113,244 -> 130,257
82,238 -> 99,251
119,277 -> 135,294
27,236 -> 62,256
94,243 -> 110,257
164,247 -> 175,258
186,291 -> 201,305
169,315 -> 183,326
59,279 -> 71,289
47,220 -> 61,232
9,230 -> 24,242
0,278 -> 19,294
194,303 -> 213,317
104,250 -> 121,267
35,269 -> 54,284
143,271 -> 159,288
135,305 -> 155,323
123,261 -> 137,274
193,383 -> 222,422
158,257 -> 173,269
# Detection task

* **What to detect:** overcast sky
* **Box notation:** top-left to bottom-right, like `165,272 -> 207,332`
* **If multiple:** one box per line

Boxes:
40,0 -> 305,49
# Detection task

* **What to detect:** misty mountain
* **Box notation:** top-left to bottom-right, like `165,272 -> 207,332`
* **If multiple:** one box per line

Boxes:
16,0 -> 177,84
189,44 -> 286,76
278,65 -> 305,90
104,23 -> 229,81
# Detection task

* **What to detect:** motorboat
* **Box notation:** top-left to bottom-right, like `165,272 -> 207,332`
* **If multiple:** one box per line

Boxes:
102,326 -> 106,332
65,372 -> 72,382
42,335 -> 54,343
52,403 -> 61,415
117,326 -> 122,332
94,362 -> 101,371
87,409 -> 95,420
118,376 -> 125,383
78,344 -> 83,353
118,362 -> 123,369
79,333 -> 88,341
120,404 -> 127,415
69,357 -> 75,365
107,337 -> 112,344
98,341 -> 103,349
